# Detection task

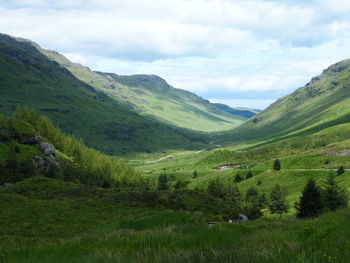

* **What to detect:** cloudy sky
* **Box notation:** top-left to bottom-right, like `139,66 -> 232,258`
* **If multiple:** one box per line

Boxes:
2,0 -> 350,109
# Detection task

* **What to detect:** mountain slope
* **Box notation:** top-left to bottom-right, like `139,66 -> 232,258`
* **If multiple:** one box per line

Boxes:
219,59 -> 350,146
39,49 -> 253,132
0,33 -> 207,154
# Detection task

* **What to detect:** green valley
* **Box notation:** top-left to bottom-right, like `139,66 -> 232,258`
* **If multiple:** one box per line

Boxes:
0,33 -> 211,155
40,47 -> 251,132
2,32 -> 350,263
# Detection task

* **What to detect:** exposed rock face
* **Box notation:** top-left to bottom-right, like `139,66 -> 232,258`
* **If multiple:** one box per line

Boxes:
32,142 -> 60,171
32,155 -> 47,171
40,142 -> 60,167
40,142 -> 55,156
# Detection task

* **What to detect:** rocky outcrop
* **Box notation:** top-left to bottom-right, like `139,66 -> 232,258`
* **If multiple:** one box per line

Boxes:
32,155 -> 47,171
32,142 -> 60,171
40,142 -> 60,167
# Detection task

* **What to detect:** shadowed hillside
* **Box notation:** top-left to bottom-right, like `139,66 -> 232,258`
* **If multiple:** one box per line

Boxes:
0,33 -> 209,155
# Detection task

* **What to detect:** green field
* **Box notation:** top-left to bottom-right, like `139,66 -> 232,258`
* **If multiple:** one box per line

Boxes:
1,177 -> 350,263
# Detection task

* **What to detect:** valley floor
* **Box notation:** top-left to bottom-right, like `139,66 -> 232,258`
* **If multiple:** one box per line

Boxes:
1,178 -> 350,263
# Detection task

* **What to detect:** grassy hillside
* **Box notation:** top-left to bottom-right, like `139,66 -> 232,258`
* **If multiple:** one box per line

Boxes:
1,177 -> 350,263
0,110 -> 144,187
39,48 -> 252,132
0,33 -> 208,155
131,120 -> 350,211
219,59 -> 350,146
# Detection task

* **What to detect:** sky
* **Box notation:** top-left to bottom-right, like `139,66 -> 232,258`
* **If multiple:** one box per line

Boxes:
2,0 -> 350,109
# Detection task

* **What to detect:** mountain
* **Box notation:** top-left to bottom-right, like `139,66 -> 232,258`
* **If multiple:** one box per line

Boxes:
0,33 -> 208,154
219,59 -> 350,146
211,103 -> 260,119
39,49 -> 253,132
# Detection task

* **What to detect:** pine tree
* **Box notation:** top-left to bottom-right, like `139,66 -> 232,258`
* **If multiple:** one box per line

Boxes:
296,179 -> 324,218
174,179 -> 190,190
337,166 -> 345,175
224,182 -> 241,220
207,178 -> 225,198
246,171 -> 253,179
258,193 -> 268,208
323,174 -> 348,211
268,184 -> 289,217
157,173 -> 168,190
245,186 -> 259,203
234,173 -> 243,183
242,201 -> 263,220
273,159 -> 281,171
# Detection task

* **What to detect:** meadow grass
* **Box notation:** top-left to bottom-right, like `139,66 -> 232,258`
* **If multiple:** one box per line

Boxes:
2,183 -> 350,263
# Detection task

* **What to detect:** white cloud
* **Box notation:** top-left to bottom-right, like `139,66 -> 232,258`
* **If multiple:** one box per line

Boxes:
1,0 -> 350,107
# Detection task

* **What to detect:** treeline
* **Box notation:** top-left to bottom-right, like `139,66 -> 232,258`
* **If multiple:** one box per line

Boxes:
205,178 -> 288,220
182,172 -> 348,221
1,107 -> 145,188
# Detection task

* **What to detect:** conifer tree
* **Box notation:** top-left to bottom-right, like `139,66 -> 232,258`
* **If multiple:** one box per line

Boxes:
337,166 -> 345,175
296,179 -> 324,218
258,193 -> 268,208
223,181 -> 241,220
157,172 -> 168,190
246,171 -> 253,179
234,173 -> 243,183
273,159 -> 281,171
323,174 -> 348,211
245,186 -> 259,203
268,184 -> 289,217
207,178 -> 225,198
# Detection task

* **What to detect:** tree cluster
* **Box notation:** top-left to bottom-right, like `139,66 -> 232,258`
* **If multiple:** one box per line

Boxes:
205,177 -> 289,220
295,175 -> 348,218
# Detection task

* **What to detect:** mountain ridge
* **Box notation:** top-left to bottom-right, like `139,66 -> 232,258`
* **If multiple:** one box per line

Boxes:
38,45 -> 255,132
0,33 -> 210,155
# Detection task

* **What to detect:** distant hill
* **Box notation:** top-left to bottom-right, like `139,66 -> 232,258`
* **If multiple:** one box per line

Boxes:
219,59 -> 350,146
40,49 -> 253,132
211,103 -> 260,119
0,33 -> 208,154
